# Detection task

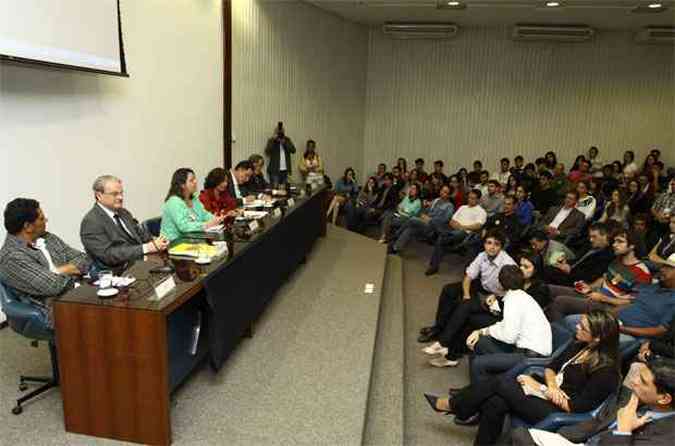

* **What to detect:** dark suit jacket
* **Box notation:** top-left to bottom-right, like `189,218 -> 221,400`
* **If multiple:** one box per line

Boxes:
544,247 -> 614,287
80,204 -> 151,268
226,171 -> 251,207
541,205 -> 586,242
265,136 -> 296,176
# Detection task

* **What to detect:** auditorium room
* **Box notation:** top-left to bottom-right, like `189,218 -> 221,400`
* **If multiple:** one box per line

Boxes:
1,1 -> 675,445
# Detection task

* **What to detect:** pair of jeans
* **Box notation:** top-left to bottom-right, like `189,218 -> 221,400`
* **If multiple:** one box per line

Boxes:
391,217 -> 437,251
547,294 -> 613,323
428,229 -> 469,269
470,336 -> 534,383
268,170 -> 288,186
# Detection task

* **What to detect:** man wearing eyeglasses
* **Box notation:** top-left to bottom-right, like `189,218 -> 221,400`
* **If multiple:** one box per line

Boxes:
80,175 -> 169,269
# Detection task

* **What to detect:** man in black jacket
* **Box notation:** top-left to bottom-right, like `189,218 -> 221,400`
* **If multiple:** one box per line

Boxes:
544,222 -> 614,288
264,122 -> 296,185
512,357 -> 675,446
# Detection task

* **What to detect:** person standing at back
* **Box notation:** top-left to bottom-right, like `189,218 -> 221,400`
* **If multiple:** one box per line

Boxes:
265,121 -> 296,185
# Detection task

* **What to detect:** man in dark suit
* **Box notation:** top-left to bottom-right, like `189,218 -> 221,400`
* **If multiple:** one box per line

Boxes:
80,175 -> 168,269
540,190 -> 586,243
512,357 -> 675,446
228,160 -> 256,206
264,122 -> 296,185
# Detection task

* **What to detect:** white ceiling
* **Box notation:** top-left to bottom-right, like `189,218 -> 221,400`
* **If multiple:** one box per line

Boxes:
305,0 -> 675,30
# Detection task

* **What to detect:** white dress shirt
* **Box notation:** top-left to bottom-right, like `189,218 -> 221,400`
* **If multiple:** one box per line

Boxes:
279,143 -> 287,171
230,170 -> 242,199
97,203 -> 132,235
486,289 -> 552,356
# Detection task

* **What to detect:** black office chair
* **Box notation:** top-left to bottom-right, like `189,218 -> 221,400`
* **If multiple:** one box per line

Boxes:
0,282 -> 59,414
142,217 -> 162,237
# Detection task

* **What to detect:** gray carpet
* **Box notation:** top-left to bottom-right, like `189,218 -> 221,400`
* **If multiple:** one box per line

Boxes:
400,241 -> 477,446
0,226 -> 388,445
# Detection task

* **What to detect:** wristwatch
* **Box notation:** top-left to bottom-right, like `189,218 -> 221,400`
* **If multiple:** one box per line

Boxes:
540,384 -> 548,393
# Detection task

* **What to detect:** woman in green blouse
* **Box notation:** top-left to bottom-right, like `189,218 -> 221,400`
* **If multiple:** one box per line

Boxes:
161,168 -> 225,242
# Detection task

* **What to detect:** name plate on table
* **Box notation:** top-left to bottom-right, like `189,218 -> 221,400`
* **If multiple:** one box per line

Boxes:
272,208 -> 282,218
287,198 -> 295,208
150,275 -> 176,301
248,220 -> 260,232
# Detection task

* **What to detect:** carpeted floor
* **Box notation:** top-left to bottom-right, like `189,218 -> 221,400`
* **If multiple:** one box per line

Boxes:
400,241 -> 477,446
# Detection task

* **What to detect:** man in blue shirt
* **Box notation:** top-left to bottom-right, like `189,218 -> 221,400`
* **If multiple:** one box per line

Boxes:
387,184 -> 454,255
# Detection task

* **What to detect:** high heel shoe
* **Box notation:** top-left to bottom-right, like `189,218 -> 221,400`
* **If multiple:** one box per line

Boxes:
423,393 -> 453,414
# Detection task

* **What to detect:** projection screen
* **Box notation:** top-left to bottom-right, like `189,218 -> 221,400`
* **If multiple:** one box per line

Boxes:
0,0 -> 127,75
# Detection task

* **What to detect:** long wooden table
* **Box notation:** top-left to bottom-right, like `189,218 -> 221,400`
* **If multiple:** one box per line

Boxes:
53,187 -> 327,445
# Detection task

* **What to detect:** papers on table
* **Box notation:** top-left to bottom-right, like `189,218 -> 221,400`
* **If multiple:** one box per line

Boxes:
168,242 -> 228,259
243,210 -> 268,219
205,224 -> 224,233
244,200 -> 266,208
93,276 -> 136,288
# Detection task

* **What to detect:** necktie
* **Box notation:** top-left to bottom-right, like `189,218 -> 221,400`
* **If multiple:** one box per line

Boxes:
113,214 -> 135,242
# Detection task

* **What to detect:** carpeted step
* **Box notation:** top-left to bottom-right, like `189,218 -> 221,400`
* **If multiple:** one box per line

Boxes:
362,254 -> 405,446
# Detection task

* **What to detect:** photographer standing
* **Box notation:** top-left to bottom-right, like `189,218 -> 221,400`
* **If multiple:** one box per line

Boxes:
265,121 -> 296,185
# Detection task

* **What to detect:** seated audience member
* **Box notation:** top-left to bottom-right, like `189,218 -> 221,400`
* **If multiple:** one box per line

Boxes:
160,168 -> 225,242
374,163 -> 387,187
466,264 -> 552,382
419,231 -> 516,366
587,146 -> 603,177
476,171 -> 491,198
391,165 -> 406,193
387,184 -> 454,255
531,171 -> 559,214
544,151 -> 557,171
599,189 -> 631,228
480,179 -> 504,217
0,198 -> 91,323
543,222 -> 615,287
246,154 -> 269,193
612,160 -> 624,182
264,122 -> 296,185
511,156 -> 525,181
627,178 -> 653,216
536,157 -> 550,176
326,167 -> 359,225
424,310 -> 620,445
229,160 -> 256,206
504,174 -> 519,197
448,175 -> 465,209
379,183 -> 421,243
515,185 -> 534,226
551,163 -> 572,199
395,157 -> 408,180
599,163 -> 620,197
575,180 -> 597,221
639,318 -> 675,361
540,190 -> 586,243
652,177 -> 675,236
398,168 -> 419,198
529,229 -> 576,269
568,159 -> 592,184
512,357 -> 675,446
632,213 -> 660,255
431,160 -> 447,184
649,215 -> 675,268
468,160 -> 483,186
482,195 -> 522,248
611,253 -> 675,347
624,150 -> 640,179
81,175 -> 169,269
199,168 -> 239,216
520,163 -> 538,193
345,173 -> 397,233
413,158 -> 428,183
548,229 -> 652,322
425,189 -> 487,276
518,253 -> 553,309
491,158 -> 511,187
297,139 -> 323,183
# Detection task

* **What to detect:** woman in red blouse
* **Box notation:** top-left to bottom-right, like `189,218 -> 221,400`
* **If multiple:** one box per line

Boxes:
199,168 -> 239,219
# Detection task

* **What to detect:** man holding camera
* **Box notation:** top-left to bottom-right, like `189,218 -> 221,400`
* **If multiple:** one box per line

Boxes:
265,121 -> 296,185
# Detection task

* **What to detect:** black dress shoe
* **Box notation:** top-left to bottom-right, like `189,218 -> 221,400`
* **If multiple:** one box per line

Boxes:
448,387 -> 463,398
425,266 -> 438,276
419,326 -> 436,336
423,393 -> 453,414
454,413 -> 480,426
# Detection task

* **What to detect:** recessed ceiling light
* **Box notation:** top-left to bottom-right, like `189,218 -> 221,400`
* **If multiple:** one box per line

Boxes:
545,1 -> 561,6
648,3 -> 663,8
437,1 -> 466,10
447,1 -> 461,5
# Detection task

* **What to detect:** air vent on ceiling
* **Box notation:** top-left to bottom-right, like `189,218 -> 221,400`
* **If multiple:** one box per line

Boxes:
635,26 -> 675,43
382,23 -> 459,40
512,25 -> 595,42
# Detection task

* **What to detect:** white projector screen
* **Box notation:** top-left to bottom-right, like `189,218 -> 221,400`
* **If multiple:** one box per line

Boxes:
0,0 -> 126,75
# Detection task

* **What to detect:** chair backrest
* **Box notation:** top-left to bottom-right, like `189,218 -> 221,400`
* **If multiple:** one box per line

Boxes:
551,322 -> 574,355
0,281 -> 54,341
142,217 -> 162,237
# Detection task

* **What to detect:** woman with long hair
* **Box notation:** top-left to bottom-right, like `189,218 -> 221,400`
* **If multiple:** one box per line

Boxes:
297,139 -> 324,183
599,189 -> 631,227
379,183 -> 421,243
504,174 -> 519,198
519,253 -> 552,309
327,167 -> 359,225
161,168 -> 225,241
424,310 -> 620,445
544,151 -> 557,171
396,157 -> 408,180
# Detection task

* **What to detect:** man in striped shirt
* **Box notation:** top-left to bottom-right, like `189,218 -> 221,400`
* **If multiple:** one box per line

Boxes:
548,229 -> 652,322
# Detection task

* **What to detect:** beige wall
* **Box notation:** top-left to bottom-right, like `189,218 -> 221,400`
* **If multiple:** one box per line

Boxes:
0,0 -> 224,247
232,0 -> 369,181
363,27 -> 675,178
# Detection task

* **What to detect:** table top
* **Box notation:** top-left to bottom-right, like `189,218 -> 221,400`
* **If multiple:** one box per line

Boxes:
55,186 -> 325,314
